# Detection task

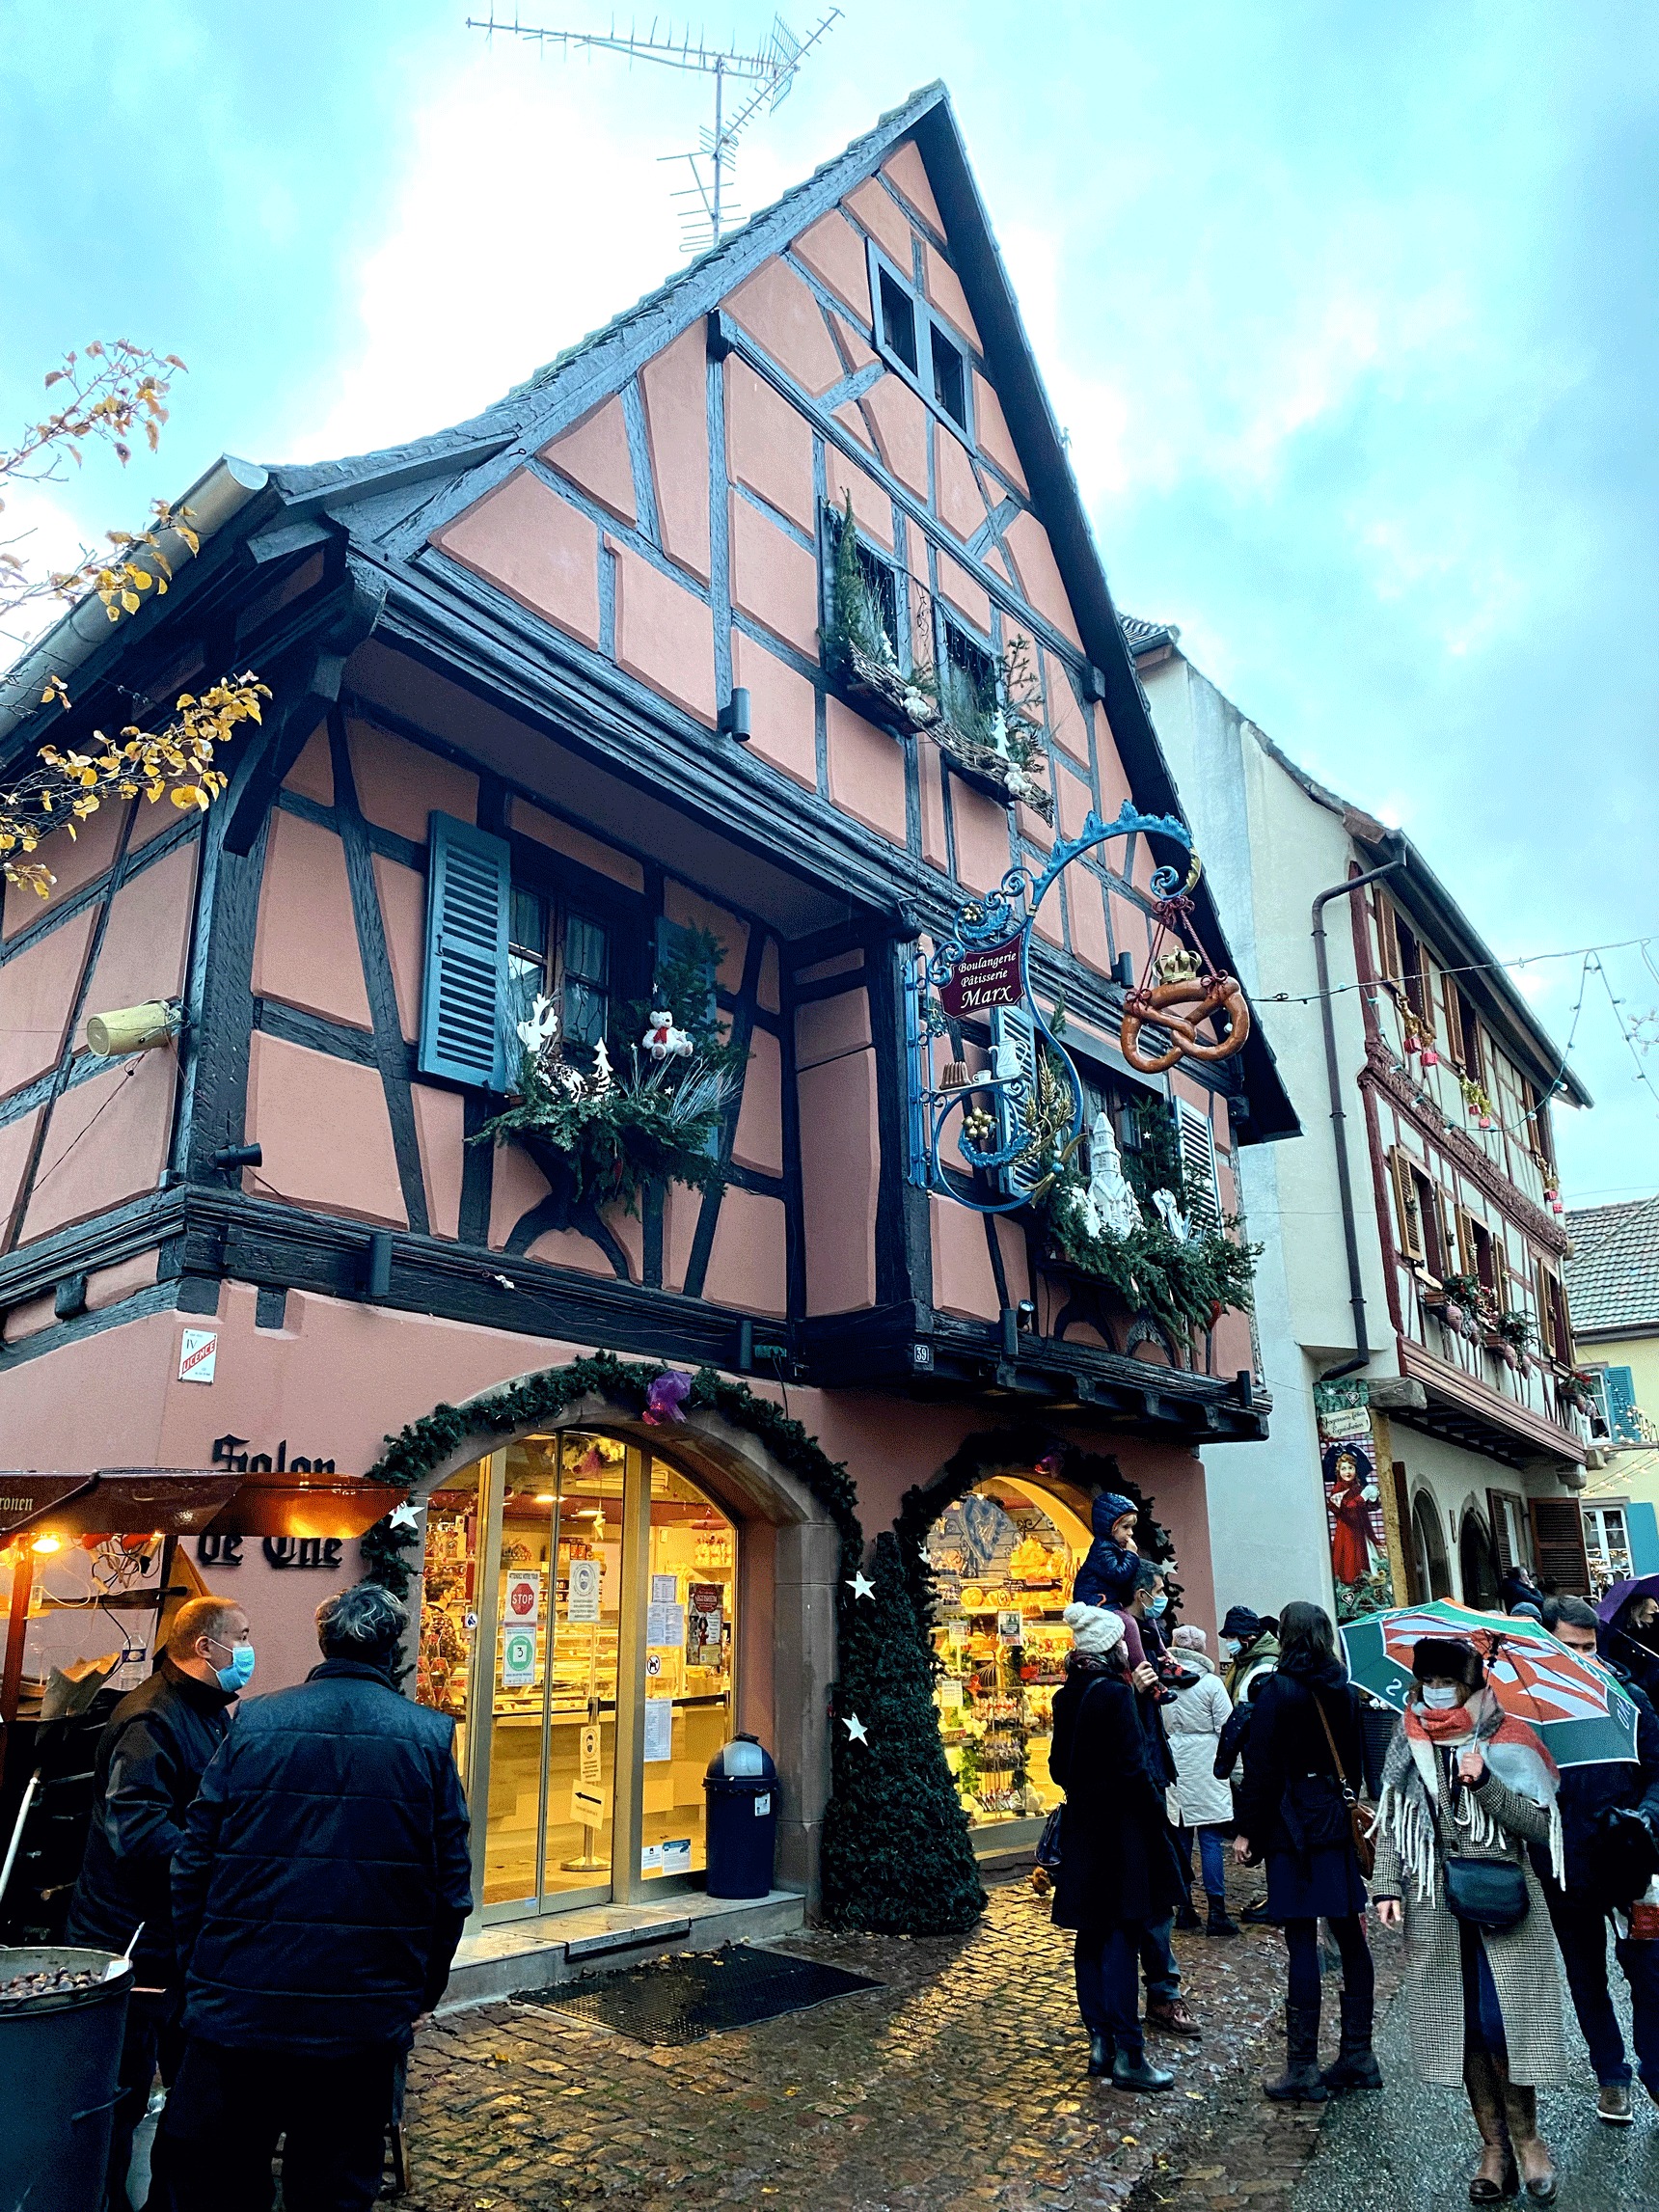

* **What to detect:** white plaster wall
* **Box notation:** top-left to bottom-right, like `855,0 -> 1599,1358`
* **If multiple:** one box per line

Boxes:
1140,654 -> 1388,1623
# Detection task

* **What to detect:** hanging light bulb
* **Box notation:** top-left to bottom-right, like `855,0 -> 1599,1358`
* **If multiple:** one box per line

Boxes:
31,1533 -> 62,1555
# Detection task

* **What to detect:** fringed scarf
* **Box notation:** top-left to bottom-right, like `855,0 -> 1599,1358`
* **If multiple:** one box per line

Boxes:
1376,1685 -> 1564,1902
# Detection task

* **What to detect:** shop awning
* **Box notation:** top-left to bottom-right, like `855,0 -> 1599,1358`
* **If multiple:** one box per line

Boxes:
203,1476 -> 405,1539
0,1469 -> 242,1543
0,1469 -> 404,1544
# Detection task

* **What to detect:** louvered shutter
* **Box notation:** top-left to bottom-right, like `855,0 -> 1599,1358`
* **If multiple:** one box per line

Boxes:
1535,1260 -> 1559,1358
1530,1499 -> 1591,1596
989,1003 -> 1042,1195
1606,1366 -> 1641,1444
1389,1151 -> 1425,1262
418,813 -> 510,1089
1174,1096 -> 1221,1230
1486,1489 -> 1518,1572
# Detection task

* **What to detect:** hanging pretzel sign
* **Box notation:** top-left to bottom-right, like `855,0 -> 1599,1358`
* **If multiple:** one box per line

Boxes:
1119,860 -> 1251,1077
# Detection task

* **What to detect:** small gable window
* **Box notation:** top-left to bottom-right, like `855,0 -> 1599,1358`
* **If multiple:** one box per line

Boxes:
866,241 -> 975,446
878,267 -> 919,377
930,323 -> 967,430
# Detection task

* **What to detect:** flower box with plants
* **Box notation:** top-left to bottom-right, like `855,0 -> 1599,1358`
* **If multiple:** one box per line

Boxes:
473,927 -> 744,1224
1490,1309 -> 1536,1368
1000,1060 -> 1259,1348
820,496 -> 1053,819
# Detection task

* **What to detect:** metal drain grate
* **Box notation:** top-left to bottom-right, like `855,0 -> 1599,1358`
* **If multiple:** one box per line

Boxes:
519,1942 -> 882,2046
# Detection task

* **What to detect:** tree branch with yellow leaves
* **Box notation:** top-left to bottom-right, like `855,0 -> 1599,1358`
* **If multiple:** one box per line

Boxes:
0,341 -> 267,896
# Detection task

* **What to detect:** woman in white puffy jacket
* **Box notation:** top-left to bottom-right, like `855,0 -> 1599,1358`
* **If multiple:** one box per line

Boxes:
1165,1625 -> 1239,1936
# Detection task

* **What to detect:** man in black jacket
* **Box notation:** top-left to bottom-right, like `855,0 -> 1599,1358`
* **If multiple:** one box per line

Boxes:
1537,1597 -> 1659,2126
162,1580 -> 473,2212
66,1594 -> 250,2211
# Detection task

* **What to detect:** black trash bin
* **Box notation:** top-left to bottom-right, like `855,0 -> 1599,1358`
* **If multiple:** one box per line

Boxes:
704,1734 -> 777,1899
0,1945 -> 132,2212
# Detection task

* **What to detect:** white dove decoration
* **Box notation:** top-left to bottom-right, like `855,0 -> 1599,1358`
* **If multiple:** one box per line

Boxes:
1152,1188 -> 1190,1243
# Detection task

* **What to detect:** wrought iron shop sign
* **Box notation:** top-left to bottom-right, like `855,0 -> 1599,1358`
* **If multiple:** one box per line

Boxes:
904,802 -> 1251,1215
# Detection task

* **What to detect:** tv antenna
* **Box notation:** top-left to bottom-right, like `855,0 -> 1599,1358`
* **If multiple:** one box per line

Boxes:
467,11 -> 842,252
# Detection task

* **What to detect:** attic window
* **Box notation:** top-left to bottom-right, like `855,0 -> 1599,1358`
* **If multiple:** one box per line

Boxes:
878,268 -> 918,376
930,324 -> 967,429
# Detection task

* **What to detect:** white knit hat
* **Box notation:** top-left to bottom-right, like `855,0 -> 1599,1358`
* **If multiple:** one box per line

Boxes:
1063,1602 -> 1127,1659
1172,1624 -> 1208,1652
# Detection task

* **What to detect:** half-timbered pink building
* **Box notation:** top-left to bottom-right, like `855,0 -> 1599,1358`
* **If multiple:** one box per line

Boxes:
0,89 -> 1293,1966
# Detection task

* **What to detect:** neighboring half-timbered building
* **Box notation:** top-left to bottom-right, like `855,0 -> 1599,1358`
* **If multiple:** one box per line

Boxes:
0,87 -> 1293,1961
1135,625 -> 1596,1625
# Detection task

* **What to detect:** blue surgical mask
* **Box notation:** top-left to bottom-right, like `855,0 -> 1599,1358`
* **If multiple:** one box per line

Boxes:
1148,1595 -> 1169,1618
209,1638 -> 256,1694
1220,1637 -> 1240,1658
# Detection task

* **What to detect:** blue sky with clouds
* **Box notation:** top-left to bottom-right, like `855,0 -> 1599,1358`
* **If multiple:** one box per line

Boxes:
4,0 -> 1656,1202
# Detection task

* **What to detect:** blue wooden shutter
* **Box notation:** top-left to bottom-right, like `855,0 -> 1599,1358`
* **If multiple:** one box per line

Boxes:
418,813 -> 509,1089
1605,1365 -> 1641,1444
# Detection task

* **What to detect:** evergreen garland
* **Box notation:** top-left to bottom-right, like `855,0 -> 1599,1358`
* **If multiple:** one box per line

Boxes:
1039,1183 -> 1261,1338
818,1532 -> 988,1935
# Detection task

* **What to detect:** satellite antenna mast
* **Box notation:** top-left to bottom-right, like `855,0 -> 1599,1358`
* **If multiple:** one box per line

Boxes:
467,11 -> 842,251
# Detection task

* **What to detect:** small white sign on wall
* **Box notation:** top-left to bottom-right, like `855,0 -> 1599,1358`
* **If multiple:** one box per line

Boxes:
178,1329 -> 218,1384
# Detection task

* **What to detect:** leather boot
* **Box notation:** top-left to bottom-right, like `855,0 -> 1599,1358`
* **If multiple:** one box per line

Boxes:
1175,1896 -> 1201,1931
1206,1897 -> 1239,1938
1462,2050 -> 1516,2203
1087,2032 -> 1113,2078
1501,2079 -> 1558,2204
1321,1988 -> 1382,2092
1263,2002 -> 1327,2102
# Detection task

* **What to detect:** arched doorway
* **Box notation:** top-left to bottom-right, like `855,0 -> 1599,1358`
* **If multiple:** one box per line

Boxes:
419,1429 -> 741,1917
1459,1510 -> 1501,1610
1413,1490 -> 1452,1600
397,1371 -> 846,1925
923,1473 -> 1091,1843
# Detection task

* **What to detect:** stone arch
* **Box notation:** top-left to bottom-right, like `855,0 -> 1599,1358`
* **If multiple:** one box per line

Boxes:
364,1352 -> 860,1900
892,1425 -> 1181,1627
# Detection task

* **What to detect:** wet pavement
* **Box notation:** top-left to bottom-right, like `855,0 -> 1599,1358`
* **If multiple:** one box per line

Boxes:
406,1870 -> 1297,2211
1292,1971 -> 1659,2212
403,1873 -> 1659,2211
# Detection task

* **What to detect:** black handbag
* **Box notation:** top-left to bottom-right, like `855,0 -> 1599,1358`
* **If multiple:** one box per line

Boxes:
1036,1805 -> 1064,1874
1443,1853 -> 1530,1932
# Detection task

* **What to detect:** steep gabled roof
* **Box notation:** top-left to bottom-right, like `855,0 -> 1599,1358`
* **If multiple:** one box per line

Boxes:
2,86 -> 1297,1138
1565,1196 -> 1659,1335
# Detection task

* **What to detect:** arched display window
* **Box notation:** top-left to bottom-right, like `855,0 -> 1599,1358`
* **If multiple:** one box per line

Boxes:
417,1429 -> 738,1920
924,1476 -> 1090,1839
1412,1490 -> 1453,1600
1458,1510 -> 1501,1610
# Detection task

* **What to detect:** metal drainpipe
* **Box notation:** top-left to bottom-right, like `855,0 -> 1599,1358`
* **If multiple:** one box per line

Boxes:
1312,852 -> 1405,1382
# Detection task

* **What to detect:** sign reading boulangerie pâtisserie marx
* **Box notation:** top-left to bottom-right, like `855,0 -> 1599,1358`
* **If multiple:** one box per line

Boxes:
937,936 -> 1023,1018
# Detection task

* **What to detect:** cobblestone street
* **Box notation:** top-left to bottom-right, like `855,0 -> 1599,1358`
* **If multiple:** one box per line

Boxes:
406,1871 -> 1393,2212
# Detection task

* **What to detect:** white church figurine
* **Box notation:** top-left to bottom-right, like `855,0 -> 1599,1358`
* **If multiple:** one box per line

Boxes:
1087,1111 -> 1144,1240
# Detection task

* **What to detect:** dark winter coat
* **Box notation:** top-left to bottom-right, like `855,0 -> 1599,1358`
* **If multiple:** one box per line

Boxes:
1603,1604 -> 1659,1710
1047,1659 -> 1184,1932
66,1657 -> 236,1985
1235,1663 -> 1367,1864
173,1659 -> 473,2055
1213,1691 -> 1257,1780
1537,1661 -> 1659,1905
1070,1492 -> 1141,1610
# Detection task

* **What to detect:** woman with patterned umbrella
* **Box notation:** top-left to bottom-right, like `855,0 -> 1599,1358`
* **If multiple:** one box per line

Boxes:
1341,1599 -> 1642,1771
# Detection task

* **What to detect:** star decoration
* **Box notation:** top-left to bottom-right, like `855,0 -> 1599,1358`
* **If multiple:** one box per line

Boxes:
842,1713 -> 869,1745
388,1501 -> 421,1533
847,1571 -> 875,1600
